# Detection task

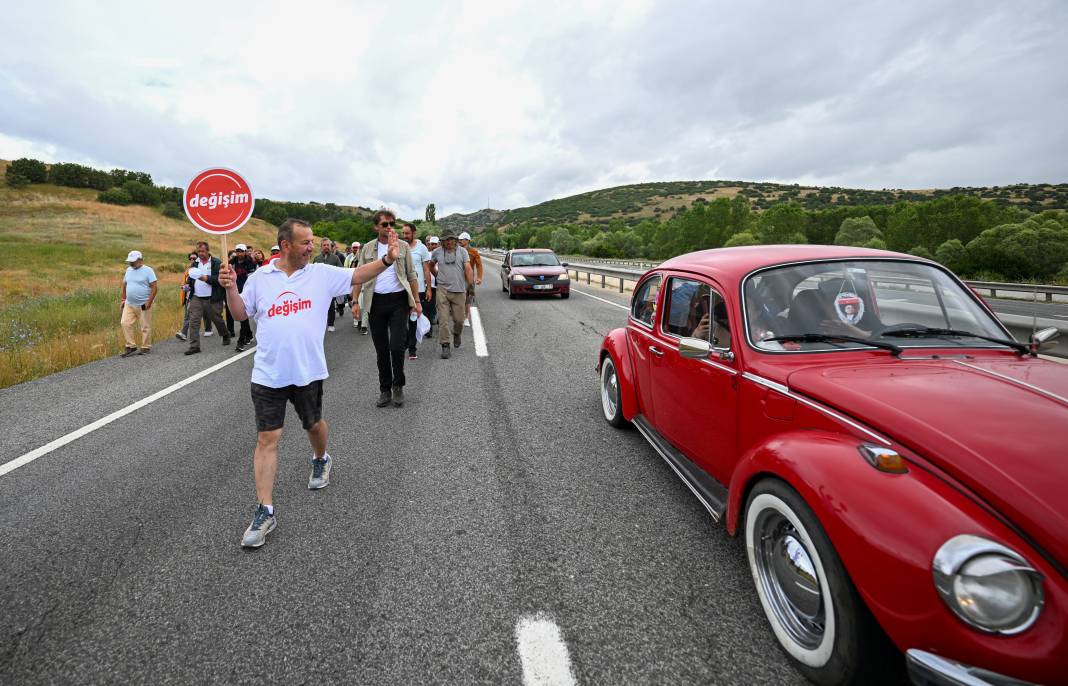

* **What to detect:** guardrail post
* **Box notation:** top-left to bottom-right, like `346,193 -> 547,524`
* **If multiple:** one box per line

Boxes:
990,288 -> 997,298
1048,292 -> 1054,303
619,278 -> 624,293
586,272 -> 590,285
601,274 -> 606,288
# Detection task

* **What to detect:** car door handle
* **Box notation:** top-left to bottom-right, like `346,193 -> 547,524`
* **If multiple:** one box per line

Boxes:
648,346 -> 664,357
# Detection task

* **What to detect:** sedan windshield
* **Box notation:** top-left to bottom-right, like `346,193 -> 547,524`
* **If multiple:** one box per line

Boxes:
512,252 -> 560,267
743,260 -> 1010,353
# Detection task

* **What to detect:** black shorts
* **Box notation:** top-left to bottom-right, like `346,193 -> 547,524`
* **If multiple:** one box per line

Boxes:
250,380 -> 323,432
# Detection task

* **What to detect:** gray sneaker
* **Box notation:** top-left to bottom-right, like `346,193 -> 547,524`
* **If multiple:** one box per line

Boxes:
241,505 -> 276,548
308,455 -> 332,489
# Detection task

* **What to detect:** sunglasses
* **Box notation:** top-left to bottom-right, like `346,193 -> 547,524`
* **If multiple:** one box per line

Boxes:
378,221 -> 396,228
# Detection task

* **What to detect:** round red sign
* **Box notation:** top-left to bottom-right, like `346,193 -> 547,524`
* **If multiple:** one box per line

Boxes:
183,168 -> 255,234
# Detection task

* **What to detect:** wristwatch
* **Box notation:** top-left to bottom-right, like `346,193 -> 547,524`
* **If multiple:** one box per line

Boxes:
382,256 -> 394,267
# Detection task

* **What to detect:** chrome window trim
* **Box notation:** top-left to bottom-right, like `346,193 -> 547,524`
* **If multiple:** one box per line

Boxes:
741,372 -> 892,446
738,257 -> 1015,355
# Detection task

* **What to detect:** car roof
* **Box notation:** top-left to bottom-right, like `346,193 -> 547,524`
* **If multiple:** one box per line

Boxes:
510,248 -> 555,253
658,244 -> 927,284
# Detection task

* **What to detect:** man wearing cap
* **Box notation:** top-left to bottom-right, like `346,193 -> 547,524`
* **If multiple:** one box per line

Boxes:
458,232 -> 483,326
219,217 -> 400,548
266,246 -> 280,265
184,240 -> 230,354
119,250 -> 157,357
428,232 -> 472,359
229,243 -> 258,352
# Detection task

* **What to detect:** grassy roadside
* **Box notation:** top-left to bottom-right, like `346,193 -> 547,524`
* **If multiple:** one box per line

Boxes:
0,184 -> 279,389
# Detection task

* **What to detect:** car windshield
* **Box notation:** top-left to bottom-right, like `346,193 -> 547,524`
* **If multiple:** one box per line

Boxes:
512,252 -> 560,267
743,260 -> 1010,353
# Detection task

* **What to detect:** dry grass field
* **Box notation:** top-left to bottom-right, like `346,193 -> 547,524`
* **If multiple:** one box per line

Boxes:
0,183 -> 279,388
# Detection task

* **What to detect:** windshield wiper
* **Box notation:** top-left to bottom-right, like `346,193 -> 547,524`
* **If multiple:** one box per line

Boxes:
881,327 -> 1028,355
767,333 -> 903,356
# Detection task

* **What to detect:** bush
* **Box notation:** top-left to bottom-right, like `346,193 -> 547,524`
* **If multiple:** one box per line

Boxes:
162,202 -> 184,219
965,218 -> 1068,280
935,239 -> 967,272
6,173 -> 30,188
122,180 -> 160,205
723,232 -> 760,248
834,215 -> 883,246
908,245 -> 934,260
7,158 -> 48,183
98,188 -> 132,205
862,237 -> 887,250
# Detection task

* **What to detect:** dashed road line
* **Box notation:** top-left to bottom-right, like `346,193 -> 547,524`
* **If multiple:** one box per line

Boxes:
0,347 -> 257,478
471,306 -> 489,357
570,287 -> 629,311
515,614 -> 577,686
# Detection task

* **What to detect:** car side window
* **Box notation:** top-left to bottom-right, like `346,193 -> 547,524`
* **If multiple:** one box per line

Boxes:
631,275 -> 661,328
661,277 -> 732,349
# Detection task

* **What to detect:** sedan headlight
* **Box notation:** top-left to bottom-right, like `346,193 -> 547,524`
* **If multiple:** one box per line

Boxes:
511,274 -> 527,282
557,272 -> 569,280
933,535 -> 1044,634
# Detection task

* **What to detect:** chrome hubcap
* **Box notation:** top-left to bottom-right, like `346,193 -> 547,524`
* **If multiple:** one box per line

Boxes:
754,511 -> 826,649
600,361 -> 618,420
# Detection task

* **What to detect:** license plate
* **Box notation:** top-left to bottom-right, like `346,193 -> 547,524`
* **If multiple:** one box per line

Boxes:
533,284 -> 553,290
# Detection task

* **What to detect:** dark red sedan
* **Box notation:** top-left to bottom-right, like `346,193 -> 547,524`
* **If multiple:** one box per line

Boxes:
501,248 -> 570,299
598,244 -> 1067,686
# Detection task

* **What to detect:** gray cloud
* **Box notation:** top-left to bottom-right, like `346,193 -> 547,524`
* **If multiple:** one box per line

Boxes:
0,1 -> 1065,218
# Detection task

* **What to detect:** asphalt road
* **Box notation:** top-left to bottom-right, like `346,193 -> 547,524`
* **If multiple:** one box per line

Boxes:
0,268 -> 808,684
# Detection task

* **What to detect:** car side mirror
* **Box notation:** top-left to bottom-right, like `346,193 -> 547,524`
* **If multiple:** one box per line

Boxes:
679,337 -> 711,359
1030,327 -> 1059,355
560,262 -> 569,267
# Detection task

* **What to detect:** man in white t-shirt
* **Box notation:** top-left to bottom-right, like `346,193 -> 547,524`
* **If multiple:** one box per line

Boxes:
219,217 -> 399,548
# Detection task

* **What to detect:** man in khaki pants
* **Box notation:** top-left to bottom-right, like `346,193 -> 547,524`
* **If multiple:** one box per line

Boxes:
428,232 -> 472,359
119,250 -> 158,357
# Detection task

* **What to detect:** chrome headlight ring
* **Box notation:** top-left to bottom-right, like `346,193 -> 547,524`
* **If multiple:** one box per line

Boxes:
932,534 -> 1044,635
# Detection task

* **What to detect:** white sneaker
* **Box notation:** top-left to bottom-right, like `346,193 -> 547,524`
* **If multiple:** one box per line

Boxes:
464,319 -> 471,327
352,319 -> 359,328
327,325 -> 335,332
204,330 -> 214,337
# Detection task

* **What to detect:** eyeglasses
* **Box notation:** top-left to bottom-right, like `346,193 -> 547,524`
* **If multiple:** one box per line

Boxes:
378,221 -> 396,228
444,251 -> 457,264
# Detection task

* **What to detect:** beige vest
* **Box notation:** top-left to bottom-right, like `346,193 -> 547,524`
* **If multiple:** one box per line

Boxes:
356,240 -> 417,312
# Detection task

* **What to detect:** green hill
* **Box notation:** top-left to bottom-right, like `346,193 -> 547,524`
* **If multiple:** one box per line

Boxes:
458,179 -> 1067,231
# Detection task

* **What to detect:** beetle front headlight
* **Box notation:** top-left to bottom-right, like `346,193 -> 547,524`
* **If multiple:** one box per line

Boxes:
933,535 -> 1044,635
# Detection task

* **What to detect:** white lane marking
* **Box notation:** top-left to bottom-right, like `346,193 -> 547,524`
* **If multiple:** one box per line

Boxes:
471,306 -> 489,357
570,287 -> 629,311
515,614 -> 577,686
0,347 -> 257,478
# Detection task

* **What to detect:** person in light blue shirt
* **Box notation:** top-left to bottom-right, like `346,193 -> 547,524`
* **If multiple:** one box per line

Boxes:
402,223 -> 433,359
119,250 -> 158,356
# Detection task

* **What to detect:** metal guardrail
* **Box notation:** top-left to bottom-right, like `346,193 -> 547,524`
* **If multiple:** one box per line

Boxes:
480,251 -> 1068,301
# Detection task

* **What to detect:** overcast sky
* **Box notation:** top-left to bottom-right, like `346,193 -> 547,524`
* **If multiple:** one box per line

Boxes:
1,1 -> 1066,218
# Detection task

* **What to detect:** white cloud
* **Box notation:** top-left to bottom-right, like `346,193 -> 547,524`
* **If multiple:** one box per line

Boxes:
0,0 -> 1065,219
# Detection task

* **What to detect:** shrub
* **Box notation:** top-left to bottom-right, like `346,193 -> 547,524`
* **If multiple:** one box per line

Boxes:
7,158 -> 48,183
98,187 -> 132,205
907,245 -> 934,260
122,180 -> 160,205
162,202 -> 184,219
6,173 -> 30,188
723,232 -> 760,248
834,215 -> 882,246
862,237 -> 887,250
935,239 -> 967,272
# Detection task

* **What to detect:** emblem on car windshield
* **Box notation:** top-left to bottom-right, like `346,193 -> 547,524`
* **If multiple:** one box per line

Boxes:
834,292 -> 864,325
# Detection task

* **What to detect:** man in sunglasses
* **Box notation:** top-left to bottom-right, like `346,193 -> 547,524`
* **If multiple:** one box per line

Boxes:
428,232 -> 472,358
351,210 -> 422,408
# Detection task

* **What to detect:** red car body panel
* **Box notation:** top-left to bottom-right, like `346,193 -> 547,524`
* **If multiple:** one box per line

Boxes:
599,245 -> 1068,683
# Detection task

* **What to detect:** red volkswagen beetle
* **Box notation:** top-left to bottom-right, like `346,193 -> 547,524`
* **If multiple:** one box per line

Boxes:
597,245 -> 1067,686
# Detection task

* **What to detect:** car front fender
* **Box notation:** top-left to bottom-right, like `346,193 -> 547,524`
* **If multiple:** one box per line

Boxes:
599,328 -> 638,421
724,429 -> 1068,681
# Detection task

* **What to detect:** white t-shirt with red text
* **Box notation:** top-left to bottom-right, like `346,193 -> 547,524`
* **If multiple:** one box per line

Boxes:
240,261 -> 354,388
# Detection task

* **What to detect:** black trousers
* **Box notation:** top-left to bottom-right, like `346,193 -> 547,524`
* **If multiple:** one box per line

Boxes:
370,291 -> 409,391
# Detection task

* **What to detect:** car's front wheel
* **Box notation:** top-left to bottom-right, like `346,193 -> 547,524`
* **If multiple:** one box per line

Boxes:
599,355 -> 627,427
744,479 -> 897,685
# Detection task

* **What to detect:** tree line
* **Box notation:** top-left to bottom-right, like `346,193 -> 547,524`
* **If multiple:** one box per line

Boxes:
478,194 -> 1068,282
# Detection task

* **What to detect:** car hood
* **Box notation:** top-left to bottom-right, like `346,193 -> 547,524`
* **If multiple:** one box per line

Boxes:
511,265 -> 566,277
786,356 -> 1068,568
